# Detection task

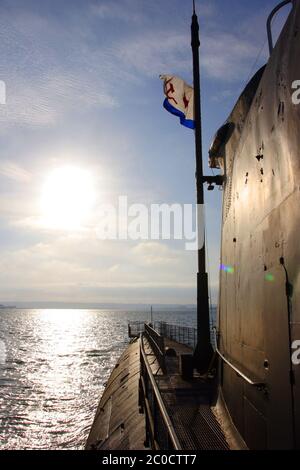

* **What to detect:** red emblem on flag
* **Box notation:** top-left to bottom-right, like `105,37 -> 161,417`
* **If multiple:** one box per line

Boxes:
164,78 -> 178,105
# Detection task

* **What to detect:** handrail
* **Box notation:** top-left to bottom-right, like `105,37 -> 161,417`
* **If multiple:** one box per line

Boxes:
154,321 -> 197,350
213,328 -> 266,391
144,323 -> 166,373
128,321 -> 145,338
216,347 -> 266,390
145,323 -> 164,356
267,0 -> 293,55
140,337 -> 182,450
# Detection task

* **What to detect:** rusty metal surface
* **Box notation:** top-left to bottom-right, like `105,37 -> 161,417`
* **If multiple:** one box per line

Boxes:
216,0 -> 300,449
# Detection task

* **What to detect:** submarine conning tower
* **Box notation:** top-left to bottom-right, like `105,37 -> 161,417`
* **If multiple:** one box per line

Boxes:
211,0 -> 300,450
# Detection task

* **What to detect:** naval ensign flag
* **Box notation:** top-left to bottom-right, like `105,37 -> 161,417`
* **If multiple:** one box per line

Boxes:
160,75 -> 195,130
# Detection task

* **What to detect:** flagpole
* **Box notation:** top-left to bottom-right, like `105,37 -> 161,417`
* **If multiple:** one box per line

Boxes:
191,1 -> 214,372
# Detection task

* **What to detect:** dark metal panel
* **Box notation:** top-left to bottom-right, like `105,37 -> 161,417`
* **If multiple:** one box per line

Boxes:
292,323 -> 300,448
263,266 -> 294,448
244,397 -> 267,450
222,365 -> 245,440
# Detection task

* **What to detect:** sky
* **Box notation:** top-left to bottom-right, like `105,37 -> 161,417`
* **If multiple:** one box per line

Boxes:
0,0 -> 292,306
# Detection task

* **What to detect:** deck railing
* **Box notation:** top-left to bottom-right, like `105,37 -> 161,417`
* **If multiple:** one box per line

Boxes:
154,321 -> 197,350
128,319 -> 216,352
128,321 -> 145,338
139,336 -> 182,450
144,323 -> 166,374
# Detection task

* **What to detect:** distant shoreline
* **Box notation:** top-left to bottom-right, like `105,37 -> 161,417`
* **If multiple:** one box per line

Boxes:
0,303 -> 201,311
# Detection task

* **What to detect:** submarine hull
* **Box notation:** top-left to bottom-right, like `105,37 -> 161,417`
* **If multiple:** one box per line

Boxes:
214,0 -> 300,450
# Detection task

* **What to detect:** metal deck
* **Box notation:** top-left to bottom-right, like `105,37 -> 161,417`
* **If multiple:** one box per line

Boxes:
86,333 -> 243,450
143,336 -> 230,450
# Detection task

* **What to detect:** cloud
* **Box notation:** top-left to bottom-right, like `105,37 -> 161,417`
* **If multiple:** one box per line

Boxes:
111,5 -> 266,83
115,31 -> 191,78
201,32 -> 259,82
0,8 -> 119,130
0,0 -> 271,134
0,62 -> 119,131
0,161 -> 32,182
90,0 -> 143,23
198,2 -> 218,18
113,27 -> 260,85
0,233 -> 197,303
91,0 -> 217,24
199,3 -> 290,85
132,242 -> 179,267
211,89 -> 235,103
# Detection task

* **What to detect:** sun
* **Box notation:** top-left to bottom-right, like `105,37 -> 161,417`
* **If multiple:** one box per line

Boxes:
40,166 -> 96,230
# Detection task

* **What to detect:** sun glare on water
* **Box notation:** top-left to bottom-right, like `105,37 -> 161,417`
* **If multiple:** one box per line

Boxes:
40,166 -> 96,230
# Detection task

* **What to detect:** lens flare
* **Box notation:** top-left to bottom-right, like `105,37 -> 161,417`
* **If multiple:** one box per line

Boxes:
265,273 -> 275,282
220,264 -> 235,274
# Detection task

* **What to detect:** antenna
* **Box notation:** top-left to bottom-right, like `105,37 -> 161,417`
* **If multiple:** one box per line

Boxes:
193,0 -> 196,15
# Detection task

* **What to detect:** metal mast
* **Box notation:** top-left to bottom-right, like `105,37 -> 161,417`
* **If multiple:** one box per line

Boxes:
191,1 -> 214,373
